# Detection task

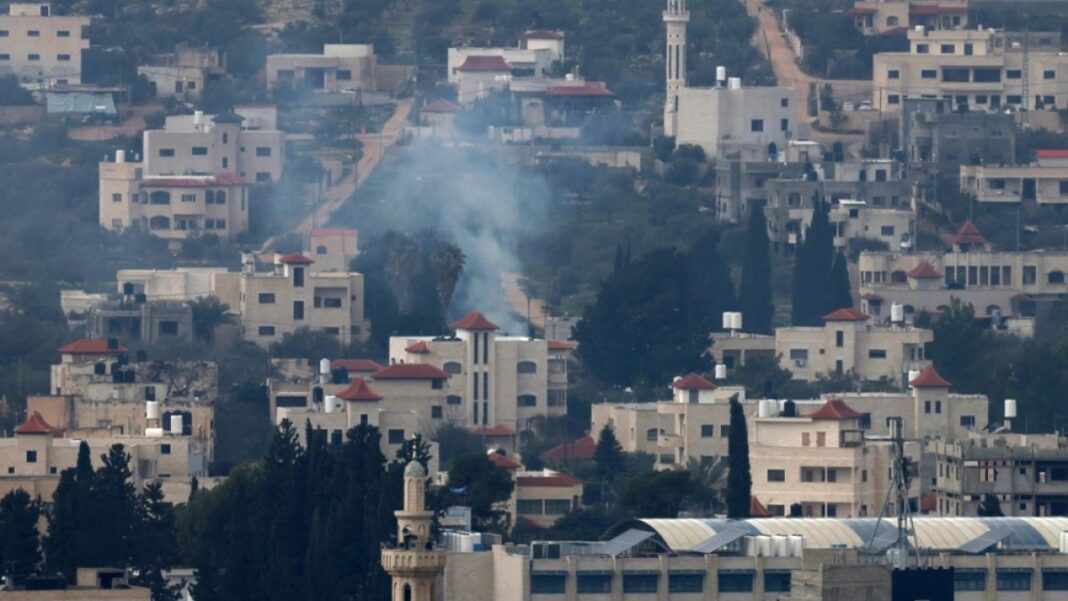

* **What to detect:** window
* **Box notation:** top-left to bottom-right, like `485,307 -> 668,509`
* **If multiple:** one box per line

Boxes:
256,147 -> 272,157
431,406 -> 443,419
336,69 -> 352,81
622,574 -> 658,593
997,570 -> 1031,591
868,349 -> 887,359
447,395 -> 462,405
1024,265 -> 1037,285
57,30 -> 70,37
545,499 -> 571,514
960,415 -> 976,427
517,361 -> 537,374
1045,70 -> 1056,80
767,469 -> 786,482
942,68 -> 969,82
387,429 -> 405,444
293,301 -> 304,320
258,293 -> 275,304
191,146 -> 209,156
181,193 -> 196,203
924,400 -> 931,414
0,55 -> 8,60
888,94 -> 900,105
1060,181 -> 1068,196
433,379 -> 445,390
940,44 -> 955,54
781,118 -> 789,132
921,69 -> 937,79
646,428 -> 658,442
27,30 -> 39,37
669,573 -> 703,593
444,362 -> 462,374
720,424 -> 730,437
1042,571 -> 1068,591
781,97 -> 789,107
531,574 -> 565,594
518,395 -> 536,407
765,572 -> 791,593
718,572 -> 754,593
701,424 -> 715,438
159,148 -> 175,157
916,44 -> 929,54
27,53 -> 39,61
323,297 -> 343,308
750,119 -> 764,132
258,326 -> 275,336
111,192 -> 123,204
1049,270 -> 1065,284
148,216 -> 170,230
517,499 -> 543,514
888,69 -> 900,79
25,450 -> 36,463
256,172 -> 271,182
0,30 -> 7,37
1007,69 -> 1022,79
161,443 -> 171,455
57,53 -> 70,61
159,321 -> 178,336
293,267 -> 304,287
1008,95 -> 1023,105
880,225 -> 895,237
789,348 -> 808,361
836,331 -> 844,347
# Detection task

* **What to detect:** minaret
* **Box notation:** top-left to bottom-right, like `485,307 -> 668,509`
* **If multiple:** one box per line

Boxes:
381,461 -> 446,601
663,0 -> 690,137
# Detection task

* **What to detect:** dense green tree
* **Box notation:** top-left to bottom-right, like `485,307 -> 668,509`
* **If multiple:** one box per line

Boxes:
190,296 -> 235,343
593,425 -> 625,483
433,423 -> 485,470
133,483 -> 181,601
446,453 -> 514,532
618,470 -> 698,518
727,396 -> 752,518
827,251 -> 853,312
0,490 -> 40,574
43,442 -> 94,579
739,206 -> 774,334
792,198 -> 835,326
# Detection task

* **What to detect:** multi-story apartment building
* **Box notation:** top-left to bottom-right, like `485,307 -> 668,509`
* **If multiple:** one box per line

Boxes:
847,0 -> 967,36
710,308 -> 933,386
142,109 -> 284,182
874,29 -> 1068,112
267,44 -> 377,93
137,44 -> 226,100
442,517 -> 1068,601
901,98 -> 1017,177
213,252 -> 369,347
676,80 -> 797,161
857,220 -> 1068,329
961,149 -> 1068,204
929,433 -> 1068,517
86,299 -> 194,344
0,3 -> 89,87
750,398 -> 921,518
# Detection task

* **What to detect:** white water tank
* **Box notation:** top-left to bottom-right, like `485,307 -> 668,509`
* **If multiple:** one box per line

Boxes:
731,312 -> 743,331
193,110 -> 204,127
716,65 -> 727,84
722,311 -> 733,330
145,400 -> 159,420
772,535 -> 789,557
1004,399 -> 1017,419
758,399 -> 773,418
170,415 -> 184,435
908,369 -> 920,388
324,395 -> 338,414
728,77 -> 742,90
319,358 -> 331,376
789,535 -> 805,556
146,427 -> 164,438
715,364 -> 728,380
891,303 -> 904,323
115,149 -> 126,163
1059,531 -> 1068,554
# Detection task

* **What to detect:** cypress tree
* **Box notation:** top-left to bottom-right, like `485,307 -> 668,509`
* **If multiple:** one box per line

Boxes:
726,396 -> 752,518
0,490 -> 41,574
826,251 -> 853,313
739,206 -> 774,334
791,198 -> 835,326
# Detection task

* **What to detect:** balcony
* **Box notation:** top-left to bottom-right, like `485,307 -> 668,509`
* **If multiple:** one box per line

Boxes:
380,549 -> 447,575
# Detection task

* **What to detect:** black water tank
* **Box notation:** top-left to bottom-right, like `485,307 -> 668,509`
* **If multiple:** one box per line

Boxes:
313,387 -> 324,403
93,363 -> 106,375
782,399 -> 797,417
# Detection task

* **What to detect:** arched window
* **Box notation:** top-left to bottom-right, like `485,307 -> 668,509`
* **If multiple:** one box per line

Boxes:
403,584 -> 412,601
646,428 -> 659,442
148,216 -> 171,230
215,190 -> 226,204
517,361 -> 537,374
148,191 -> 171,205
517,394 -> 536,407
443,361 -> 462,374
446,394 -> 462,405
316,244 -> 328,255
205,190 -> 215,204
1048,270 -> 1065,284
891,270 -> 908,284
886,16 -> 899,26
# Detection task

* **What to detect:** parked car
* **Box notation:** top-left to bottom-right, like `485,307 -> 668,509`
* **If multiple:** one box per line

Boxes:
857,100 -> 876,112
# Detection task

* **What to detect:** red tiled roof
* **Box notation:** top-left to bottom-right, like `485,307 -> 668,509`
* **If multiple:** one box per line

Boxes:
907,260 -> 942,279
521,29 -> 564,40
487,451 -> 522,469
910,365 -> 951,388
910,4 -> 967,15
861,293 -> 884,301
335,377 -> 383,401
673,374 -> 717,390
1037,149 -> 1068,159
331,359 -> 384,372
457,55 -> 512,72
279,252 -> 314,265
808,398 -> 862,420
750,496 -> 773,518
452,311 -> 499,331
516,474 -> 582,488
548,340 -> 576,351
372,363 -> 450,380
951,220 -> 987,246
141,173 -> 245,187
405,341 -> 431,354
16,412 -> 56,435
541,436 -> 596,462
310,228 -> 357,238
58,339 -> 128,354
846,6 -> 878,15
546,85 -> 615,97
822,308 -> 870,322
422,99 -> 462,114
920,491 -> 938,513
473,424 -> 517,437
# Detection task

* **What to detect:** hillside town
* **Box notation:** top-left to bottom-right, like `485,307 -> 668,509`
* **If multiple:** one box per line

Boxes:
0,0 -> 1064,600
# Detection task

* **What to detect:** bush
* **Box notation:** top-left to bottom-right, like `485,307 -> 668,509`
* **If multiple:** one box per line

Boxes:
0,76 -> 34,106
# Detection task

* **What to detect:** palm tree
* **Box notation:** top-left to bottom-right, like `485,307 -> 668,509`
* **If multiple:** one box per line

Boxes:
686,457 -> 729,516
190,296 -> 235,343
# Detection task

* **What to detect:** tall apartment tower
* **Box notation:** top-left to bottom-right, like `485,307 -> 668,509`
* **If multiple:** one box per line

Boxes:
663,0 -> 690,137
381,461 -> 446,601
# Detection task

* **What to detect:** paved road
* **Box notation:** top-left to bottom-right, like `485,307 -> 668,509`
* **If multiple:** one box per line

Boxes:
502,272 -> 546,330
258,96 -> 413,254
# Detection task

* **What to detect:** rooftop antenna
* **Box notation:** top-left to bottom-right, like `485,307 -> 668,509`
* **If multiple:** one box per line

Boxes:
865,417 -> 922,568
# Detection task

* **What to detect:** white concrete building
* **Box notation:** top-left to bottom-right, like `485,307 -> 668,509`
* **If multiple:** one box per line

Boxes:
137,44 -> 225,100
266,44 -> 376,93
676,82 -> 796,161
873,28 -> 1068,112
847,0 -> 967,36
0,3 -> 89,87
116,267 -> 227,302
960,149 -> 1068,204
447,32 -> 562,85
143,108 -> 284,182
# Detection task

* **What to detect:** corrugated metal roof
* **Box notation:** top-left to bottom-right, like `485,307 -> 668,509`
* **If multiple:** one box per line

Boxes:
594,529 -> 654,557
